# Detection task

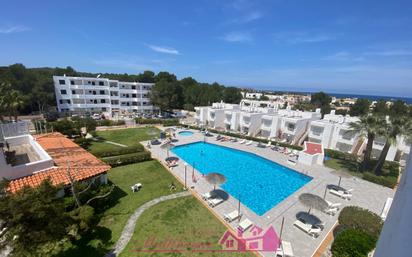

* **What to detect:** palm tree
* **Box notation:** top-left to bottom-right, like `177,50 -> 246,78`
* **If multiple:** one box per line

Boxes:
9,90 -> 24,121
349,114 -> 385,171
0,82 -> 11,122
373,116 -> 411,174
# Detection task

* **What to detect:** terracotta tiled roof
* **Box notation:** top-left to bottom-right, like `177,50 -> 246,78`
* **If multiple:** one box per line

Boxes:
8,133 -> 111,193
304,142 -> 323,155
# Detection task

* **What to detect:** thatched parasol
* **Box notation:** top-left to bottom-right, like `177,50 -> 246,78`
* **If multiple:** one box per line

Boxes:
164,127 -> 176,134
165,156 -> 179,162
205,172 -> 227,190
299,193 -> 328,214
330,169 -> 352,187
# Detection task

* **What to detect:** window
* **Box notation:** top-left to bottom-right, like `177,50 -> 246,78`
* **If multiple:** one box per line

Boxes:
70,80 -> 75,85
226,240 -> 234,248
72,90 -> 76,94
92,81 -> 95,85
101,99 -> 106,103
132,94 -> 137,98
59,79 -> 65,85
100,90 -> 105,95
131,86 -> 136,89
60,89 -> 67,95
102,107 -> 106,111
132,102 -> 137,106
99,81 -> 104,86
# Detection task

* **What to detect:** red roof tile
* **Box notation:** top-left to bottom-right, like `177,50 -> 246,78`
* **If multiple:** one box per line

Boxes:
8,133 -> 111,193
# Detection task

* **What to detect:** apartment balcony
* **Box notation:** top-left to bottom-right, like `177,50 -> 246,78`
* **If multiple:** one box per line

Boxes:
119,88 -> 139,93
224,119 -> 231,125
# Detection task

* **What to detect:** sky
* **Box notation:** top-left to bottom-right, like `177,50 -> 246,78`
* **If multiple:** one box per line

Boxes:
1,0 -> 412,97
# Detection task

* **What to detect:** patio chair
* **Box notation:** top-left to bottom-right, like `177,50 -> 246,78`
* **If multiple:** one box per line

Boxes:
266,141 -> 272,147
276,240 -> 294,257
329,188 -> 352,200
207,197 -> 223,207
224,210 -> 241,222
245,140 -> 253,146
237,218 -> 253,232
293,220 -> 321,238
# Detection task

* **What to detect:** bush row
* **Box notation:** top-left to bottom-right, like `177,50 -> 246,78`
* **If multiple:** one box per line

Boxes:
182,125 -> 304,151
135,118 -> 180,126
363,172 -> 398,188
102,152 -> 152,167
96,119 -> 126,127
332,206 -> 382,257
92,144 -> 144,158
324,148 -> 358,162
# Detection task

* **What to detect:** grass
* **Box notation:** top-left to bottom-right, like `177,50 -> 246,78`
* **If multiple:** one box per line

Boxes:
119,196 -> 256,257
88,127 -> 160,154
324,158 -> 363,178
61,161 -> 183,257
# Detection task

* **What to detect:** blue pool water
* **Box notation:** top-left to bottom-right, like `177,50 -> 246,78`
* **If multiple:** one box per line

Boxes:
178,131 -> 194,136
172,142 -> 312,216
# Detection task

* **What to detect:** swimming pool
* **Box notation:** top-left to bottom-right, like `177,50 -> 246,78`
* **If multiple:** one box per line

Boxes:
172,142 -> 312,216
178,131 -> 194,136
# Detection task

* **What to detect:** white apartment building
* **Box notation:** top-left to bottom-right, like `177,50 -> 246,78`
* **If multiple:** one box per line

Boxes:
371,135 -> 410,162
53,75 -> 157,115
194,102 -> 240,129
308,111 -> 362,154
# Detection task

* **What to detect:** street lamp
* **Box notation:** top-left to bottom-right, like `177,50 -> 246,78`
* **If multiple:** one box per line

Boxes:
184,162 -> 188,189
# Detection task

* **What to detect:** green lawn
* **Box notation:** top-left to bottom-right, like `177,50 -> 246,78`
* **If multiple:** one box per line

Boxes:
61,161 -> 183,257
88,127 -> 160,154
119,196 -> 255,257
324,158 -> 363,178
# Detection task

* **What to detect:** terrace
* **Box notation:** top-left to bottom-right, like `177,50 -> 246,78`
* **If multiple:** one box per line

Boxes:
145,130 -> 394,257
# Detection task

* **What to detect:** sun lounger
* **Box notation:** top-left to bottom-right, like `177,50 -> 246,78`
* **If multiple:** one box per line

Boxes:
245,140 -> 253,146
239,139 -> 246,144
224,210 -> 241,222
381,197 -> 393,220
201,191 -> 214,200
329,188 -> 352,200
237,218 -> 253,232
326,200 -> 342,209
276,240 -> 294,257
207,197 -> 223,207
131,183 -> 142,192
266,141 -> 272,147
324,206 -> 339,216
293,220 -> 321,238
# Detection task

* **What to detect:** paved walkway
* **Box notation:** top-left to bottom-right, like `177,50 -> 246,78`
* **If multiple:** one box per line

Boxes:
105,140 -> 127,147
105,191 -> 191,257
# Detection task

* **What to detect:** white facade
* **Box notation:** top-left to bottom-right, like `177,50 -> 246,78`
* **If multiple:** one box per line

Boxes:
308,111 -> 362,154
371,135 -> 410,162
53,75 -> 157,115
195,102 -> 240,129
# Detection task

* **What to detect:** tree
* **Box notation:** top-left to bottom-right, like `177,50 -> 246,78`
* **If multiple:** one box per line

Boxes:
350,99 -> 371,116
311,92 -> 331,117
9,90 -> 24,121
149,79 -> 183,111
223,87 -> 242,104
350,115 -> 386,171
260,95 -> 269,101
390,100 -> 408,115
373,116 -> 411,174
373,99 -> 388,115
137,70 -> 155,83
0,180 -> 75,257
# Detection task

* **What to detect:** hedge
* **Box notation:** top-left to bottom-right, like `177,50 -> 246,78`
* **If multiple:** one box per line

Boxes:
363,172 -> 397,189
324,148 -> 358,162
182,125 -> 303,151
102,152 -> 151,167
92,145 -> 144,158
331,228 -> 377,257
338,206 -> 383,237
135,118 -> 180,126
96,119 -> 126,127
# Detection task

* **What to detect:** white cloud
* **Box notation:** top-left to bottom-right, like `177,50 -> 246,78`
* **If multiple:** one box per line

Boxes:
229,11 -> 263,24
0,25 -> 29,34
363,50 -> 412,57
273,31 -> 340,44
146,44 -> 180,55
322,51 -> 365,62
222,31 -> 253,42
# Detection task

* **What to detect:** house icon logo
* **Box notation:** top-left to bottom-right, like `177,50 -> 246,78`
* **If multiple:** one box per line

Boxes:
219,225 -> 280,252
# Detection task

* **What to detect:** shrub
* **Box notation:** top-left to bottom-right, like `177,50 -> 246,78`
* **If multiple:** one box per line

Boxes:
74,138 -> 92,149
363,172 -> 397,188
92,145 -> 144,158
331,228 -> 377,257
135,118 -> 179,126
324,149 -> 357,162
102,152 -> 151,167
338,206 -> 383,237
96,119 -> 126,127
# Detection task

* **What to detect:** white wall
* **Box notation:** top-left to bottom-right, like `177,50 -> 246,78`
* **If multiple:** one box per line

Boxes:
374,147 -> 412,257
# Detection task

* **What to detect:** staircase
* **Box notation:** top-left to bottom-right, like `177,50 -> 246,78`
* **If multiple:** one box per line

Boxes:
352,138 -> 365,155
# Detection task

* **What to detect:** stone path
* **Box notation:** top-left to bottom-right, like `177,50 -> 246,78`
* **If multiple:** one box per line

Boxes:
104,141 -> 127,147
105,191 -> 191,257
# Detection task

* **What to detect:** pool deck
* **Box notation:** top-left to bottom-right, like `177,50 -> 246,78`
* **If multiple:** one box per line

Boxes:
144,129 -> 395,257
